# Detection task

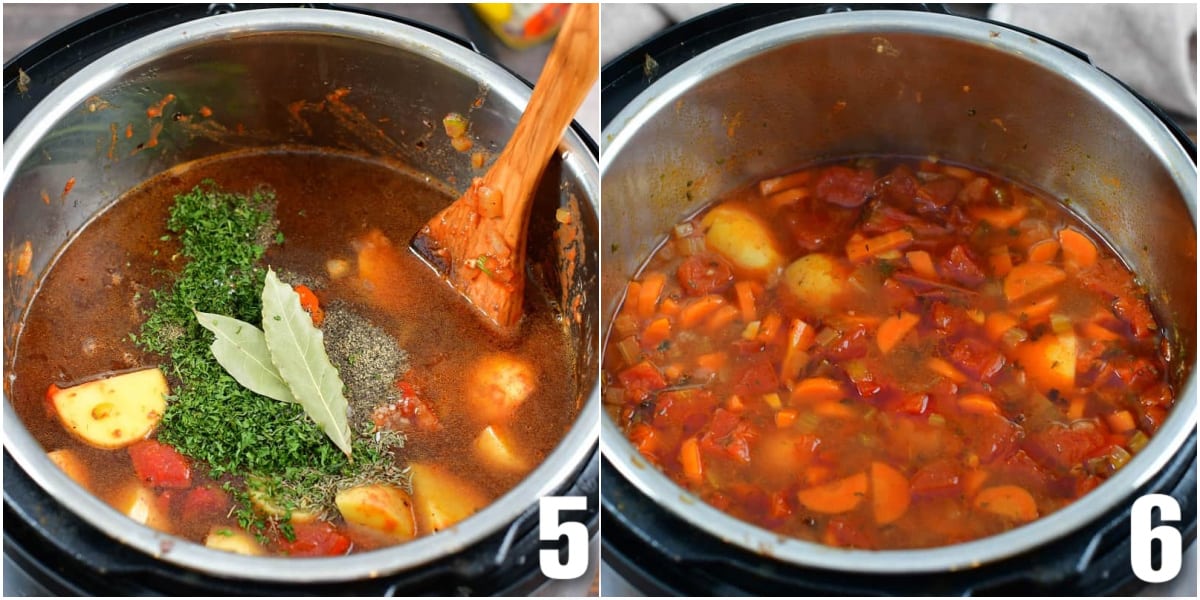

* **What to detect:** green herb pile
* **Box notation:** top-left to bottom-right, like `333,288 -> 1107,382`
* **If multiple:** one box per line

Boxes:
134,180 -> 406,527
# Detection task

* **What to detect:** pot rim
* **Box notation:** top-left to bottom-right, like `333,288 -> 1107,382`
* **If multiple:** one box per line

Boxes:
2,8 -> 600,583
600,9 -> 1197,574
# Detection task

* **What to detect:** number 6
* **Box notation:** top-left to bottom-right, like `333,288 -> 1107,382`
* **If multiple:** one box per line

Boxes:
1130,494 -> 1182,583
539,496 -> 589,580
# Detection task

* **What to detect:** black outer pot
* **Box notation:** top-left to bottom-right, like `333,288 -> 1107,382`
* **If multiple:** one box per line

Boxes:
2,4 -> 599,595
600,3 -> 1197,596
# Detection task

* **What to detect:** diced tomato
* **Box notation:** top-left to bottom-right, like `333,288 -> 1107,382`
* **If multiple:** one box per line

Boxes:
814,165 -> 875,208
372,380 -> 442,433
617,361 -> 667,403
964,414 -> 1021,464
873,166 -> 919,209
733,357 -> 779,396
279,521 -> 352,557
910,460 -> 962,497
676,253 -> 734,296
1027,422 -> 1105,473
914,177 -> 962,213
946,337 -> 1005,381
709,408 -> 741,438
824,323 -> 871,361
784,203 -> 861,251
128,440 -> 192,489
940,245 -> 986,287
293,284 -> 324,326
956,176 -> 991,204
181,486 -> 231,521
1112,295 -> 1157,338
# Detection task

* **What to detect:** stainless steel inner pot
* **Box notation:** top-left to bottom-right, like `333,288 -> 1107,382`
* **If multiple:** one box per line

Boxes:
601,10 -> 1196,573
2,9 -> 599,583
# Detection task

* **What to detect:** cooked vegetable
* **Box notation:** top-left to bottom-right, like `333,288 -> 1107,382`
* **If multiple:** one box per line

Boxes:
797,472 -> 868,514
335,484 -> 417,542
204,526 -> 265,556
870,462 -> 911,525
782,254 -> 846,316
46,449 -> 90,488
973,485 -> 1038,522
469,353 -> 537,424
112,482 -> 171,533
49,368 -> 168,449
128,439 -> 192,489
409,463 -> 488,533
473,425 -> 529,473
607,157 -> 1173,551
701,203 -> 785,276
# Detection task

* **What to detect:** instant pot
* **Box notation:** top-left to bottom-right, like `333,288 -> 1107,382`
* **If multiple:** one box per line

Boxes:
3,4 -> 599,595
600,4 -> 1196,595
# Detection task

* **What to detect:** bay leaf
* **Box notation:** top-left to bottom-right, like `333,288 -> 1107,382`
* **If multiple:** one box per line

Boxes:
261,268 -> 353,457
194,310 -> 297,404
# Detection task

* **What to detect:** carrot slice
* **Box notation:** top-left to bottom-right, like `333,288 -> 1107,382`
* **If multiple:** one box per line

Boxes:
775,408 -> 799,428
659,297 -> 681,317
767,187 -> 810,210
905,250 -> 938,279
758,312 -> 784,343
638,272 -> 668,319
622,281 -> 642,317
813,401 -> 857,419
1106,410 -> 1136,433
758,170 -> 813,196
1058,227 -> 1098,268
1014,295 -> 1059,324
679,437 -> 703,484
734,281 -> 757,323
640,317 -> 672,351
1082,321 -> 1121,342
871,462 -> 911,525
1067,396 -> 1087,420
1004,262 -> 1066,302
790,377 -> 846,404
695,352 -> 728,373
927,357 -> 967,383
846,230 -> 914,263
989,246 -> 1014,277
984,311 -> 1020,342
797,472 -> 868,514
678,295 -> 725,329
970,204 -> 1029,229
876,311 -> 920,354
705,305 -> 740,333
1026,239 -> 1060,263
973,485 -> 1038,523
958,470 -> 987,499
958,394 -> 1001,417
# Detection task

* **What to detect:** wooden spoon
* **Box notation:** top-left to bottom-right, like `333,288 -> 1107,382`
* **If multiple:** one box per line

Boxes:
411,3 -> 599,332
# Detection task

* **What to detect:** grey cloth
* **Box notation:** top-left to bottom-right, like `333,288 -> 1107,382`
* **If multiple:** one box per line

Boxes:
602,3 -> 1197,123
990,3 -> 1197,118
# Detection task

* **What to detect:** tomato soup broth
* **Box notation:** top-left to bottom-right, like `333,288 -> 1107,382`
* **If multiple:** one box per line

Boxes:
604,157 -> 1174,549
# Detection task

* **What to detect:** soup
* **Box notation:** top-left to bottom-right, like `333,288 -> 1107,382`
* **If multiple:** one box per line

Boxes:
604,157 -> 1175,549
10,148 -> 579,556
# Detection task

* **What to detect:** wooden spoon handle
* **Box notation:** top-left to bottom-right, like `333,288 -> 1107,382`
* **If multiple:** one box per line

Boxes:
490,2 -> 599,241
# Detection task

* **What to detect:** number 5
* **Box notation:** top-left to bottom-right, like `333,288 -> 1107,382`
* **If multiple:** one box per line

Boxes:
539,496 -> 589,580
1130,494 -> 1182,583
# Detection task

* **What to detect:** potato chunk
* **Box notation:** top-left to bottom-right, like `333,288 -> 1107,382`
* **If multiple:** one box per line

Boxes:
335,484 -> 417,542
409,463 -> 488,534
473,425 -> 529,474
701,204 -> 784,277
1016,332 -> 1077,394
111,482 -> 171,533
47,448 -> 91,489
468,353 -> 537,424
782,254 -> 847,317
204,526 -> 265,556
50,368 -> 168,449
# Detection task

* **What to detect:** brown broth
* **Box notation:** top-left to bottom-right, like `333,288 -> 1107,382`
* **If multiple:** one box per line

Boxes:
10,148 -> 578,552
